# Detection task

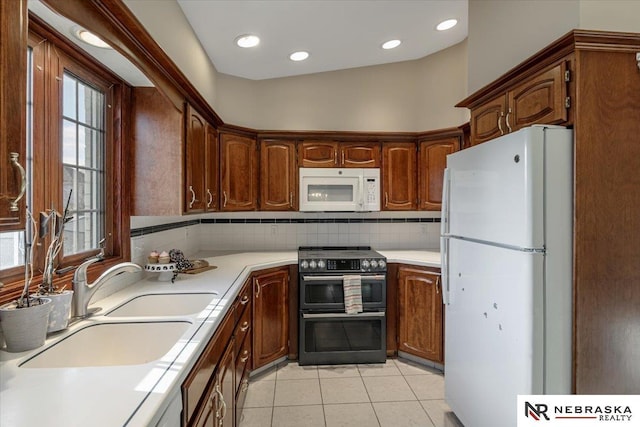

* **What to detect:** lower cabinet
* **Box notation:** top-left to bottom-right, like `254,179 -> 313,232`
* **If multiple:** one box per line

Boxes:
253,267 -> 289,370
182,267 -> 289,426
396,265 -> 444,364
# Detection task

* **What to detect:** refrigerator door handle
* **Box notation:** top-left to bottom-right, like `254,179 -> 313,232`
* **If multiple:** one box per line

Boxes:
441,237 -> 450,305
441,168 -> 451,236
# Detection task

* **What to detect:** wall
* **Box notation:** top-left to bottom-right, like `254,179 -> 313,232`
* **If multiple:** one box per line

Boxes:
122,0 -> 218,106
129,212 -> 441,266
215,40 -> 469,132
467,0 -> 640,95
467,0 -> 579,94
123,0 -> 468,132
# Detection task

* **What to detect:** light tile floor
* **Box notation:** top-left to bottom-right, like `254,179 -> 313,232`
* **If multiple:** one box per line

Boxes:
239,359 -> 465,427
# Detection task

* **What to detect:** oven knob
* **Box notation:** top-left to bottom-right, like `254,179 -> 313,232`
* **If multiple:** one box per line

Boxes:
309,260 -> 317,269
361,260 -> 370,269
370,260 -> 378,269
301,260 -> 309,269
378,260 -> 386,269
317,260 -> 326,269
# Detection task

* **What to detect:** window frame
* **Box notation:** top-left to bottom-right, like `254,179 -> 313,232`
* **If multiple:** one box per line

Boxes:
0,15 -> 131,304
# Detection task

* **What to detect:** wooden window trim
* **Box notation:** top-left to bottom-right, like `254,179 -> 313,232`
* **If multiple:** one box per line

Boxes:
0,15 -> 131,305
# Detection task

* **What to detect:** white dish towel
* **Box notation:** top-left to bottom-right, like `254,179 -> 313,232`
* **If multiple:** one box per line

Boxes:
343,275 -> 363,314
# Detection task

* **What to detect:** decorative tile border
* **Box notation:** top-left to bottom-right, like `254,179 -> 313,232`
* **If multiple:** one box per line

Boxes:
131,217 -> 440,237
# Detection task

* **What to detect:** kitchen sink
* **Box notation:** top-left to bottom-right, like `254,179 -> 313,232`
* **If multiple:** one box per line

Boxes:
20,321 -> 192,368
105,292 -> 218,317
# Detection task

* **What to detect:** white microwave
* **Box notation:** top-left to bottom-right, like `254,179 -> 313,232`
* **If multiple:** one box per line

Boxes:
299,168 -> 381,212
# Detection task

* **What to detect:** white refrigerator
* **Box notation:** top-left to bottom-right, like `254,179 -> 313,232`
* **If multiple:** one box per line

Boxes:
440,125 -> 573,427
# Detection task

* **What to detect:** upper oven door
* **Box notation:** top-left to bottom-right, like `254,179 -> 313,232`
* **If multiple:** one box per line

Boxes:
299,168 -> 362,212
300,273 -> 387,311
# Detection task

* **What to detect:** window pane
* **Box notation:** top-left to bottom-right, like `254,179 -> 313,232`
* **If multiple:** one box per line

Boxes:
62,119 -> 76,164
63,74 -> 76,120
0,232 -> 25,269
62,71 -> 105,257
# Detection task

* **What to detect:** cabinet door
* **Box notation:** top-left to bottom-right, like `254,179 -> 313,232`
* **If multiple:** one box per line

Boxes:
217,340 -> 235,427
0,0 -> 27,230
260,140 -> 297,211
398,266 -> 443,363
185,104 -> 207,213
470,94 -> 507,146
382,143 -> 417,210
508,61 -> 568,131
341,143 -> 381,168
253,268 -> 289,369
419,138 -> 459,211
205,124 -> 218,212
299,140 -> 338,167
220,132 -> 258,211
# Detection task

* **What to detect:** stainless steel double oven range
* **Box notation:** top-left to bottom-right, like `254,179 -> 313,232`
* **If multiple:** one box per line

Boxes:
298,246 -> 387,365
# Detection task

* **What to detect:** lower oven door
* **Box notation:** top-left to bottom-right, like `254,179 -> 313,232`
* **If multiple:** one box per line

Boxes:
299,311 -> 386,365
300,274 -> 386,311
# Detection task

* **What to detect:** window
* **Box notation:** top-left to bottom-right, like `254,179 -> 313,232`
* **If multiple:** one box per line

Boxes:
0,20 -> 130,300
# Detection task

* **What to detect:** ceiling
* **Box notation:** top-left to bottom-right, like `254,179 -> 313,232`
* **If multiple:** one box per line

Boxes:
177,0 -> 468,80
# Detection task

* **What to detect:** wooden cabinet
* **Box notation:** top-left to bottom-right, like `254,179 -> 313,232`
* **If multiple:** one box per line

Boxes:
300,140 -> 380,168
0,0 -> 28,231
253,267 -> 289,370
219,132 -> 258,211
397,266 -> 443,363
259,140 -> 297,211
382,142 -> 417,210
468,61 -> 570,145
418,137 -> 459,210
185,105 -> 219,213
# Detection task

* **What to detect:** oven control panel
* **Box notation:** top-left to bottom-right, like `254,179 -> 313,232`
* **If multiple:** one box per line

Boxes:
300,258 -> 386,273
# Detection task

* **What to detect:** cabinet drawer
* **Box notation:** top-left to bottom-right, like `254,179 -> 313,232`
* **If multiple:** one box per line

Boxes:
182,307 -> 235,426
235,332 -> 252,397
234,304 -> 252,355
234,281 -> 252,324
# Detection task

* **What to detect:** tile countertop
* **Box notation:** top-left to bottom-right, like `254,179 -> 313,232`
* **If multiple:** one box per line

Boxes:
0,250 -> 439,427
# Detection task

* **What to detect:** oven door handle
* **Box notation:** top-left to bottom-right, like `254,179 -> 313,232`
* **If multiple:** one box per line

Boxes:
301,275 -> 386,281
302,312 -> 386,319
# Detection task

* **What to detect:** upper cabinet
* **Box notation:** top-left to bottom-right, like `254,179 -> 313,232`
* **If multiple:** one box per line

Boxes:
260,140 -> 297,211
300,141 -> 380,168
184,104 -> 219,214
467,60 -> 571,146
382,142 -> 417,210
220,132 -> 258,211
0,0 -> 27,231
418,137 -> 459,211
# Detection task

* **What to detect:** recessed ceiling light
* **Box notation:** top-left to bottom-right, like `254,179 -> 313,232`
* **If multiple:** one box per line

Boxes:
382,39 -> 401,50
75,29 -> 112,49
436,19 -> 458,31
235,34 -> 260,48
289,51 -> 309,62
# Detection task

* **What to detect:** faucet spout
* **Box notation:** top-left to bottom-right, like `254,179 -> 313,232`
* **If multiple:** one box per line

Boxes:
72,262 -> 142,318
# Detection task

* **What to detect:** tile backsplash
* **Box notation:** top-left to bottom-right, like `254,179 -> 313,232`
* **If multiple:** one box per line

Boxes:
130,211 -> 441,264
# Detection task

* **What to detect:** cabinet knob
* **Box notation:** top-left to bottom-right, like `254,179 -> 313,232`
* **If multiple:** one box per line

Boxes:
240,321 -> 249,332
240,295 -> 249,305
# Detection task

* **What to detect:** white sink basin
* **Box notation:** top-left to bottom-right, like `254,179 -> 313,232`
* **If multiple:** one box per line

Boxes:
20,321 -> 191,368
105,292 -> 218,317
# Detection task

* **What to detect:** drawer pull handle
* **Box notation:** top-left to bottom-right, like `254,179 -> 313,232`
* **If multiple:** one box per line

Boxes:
222,191 -> 228,208
255,279 -> 260,298
498,112 -> 504,135
240,295 -> 249,305
206,189 -> 213,208
9,152 -> 26,212
505,108 -> 512,133
189,185 -> 196,209
240,321 -> 249,332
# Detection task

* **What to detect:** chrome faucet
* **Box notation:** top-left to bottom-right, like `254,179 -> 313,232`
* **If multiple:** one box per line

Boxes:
72,254 -> 142,319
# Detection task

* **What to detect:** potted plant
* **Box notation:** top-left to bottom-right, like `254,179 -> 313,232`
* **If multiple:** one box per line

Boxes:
0,209 -> 52,352
33,193 -> 74,333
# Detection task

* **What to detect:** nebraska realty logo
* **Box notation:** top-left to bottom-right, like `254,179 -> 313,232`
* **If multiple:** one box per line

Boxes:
517,395 -> 639,426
